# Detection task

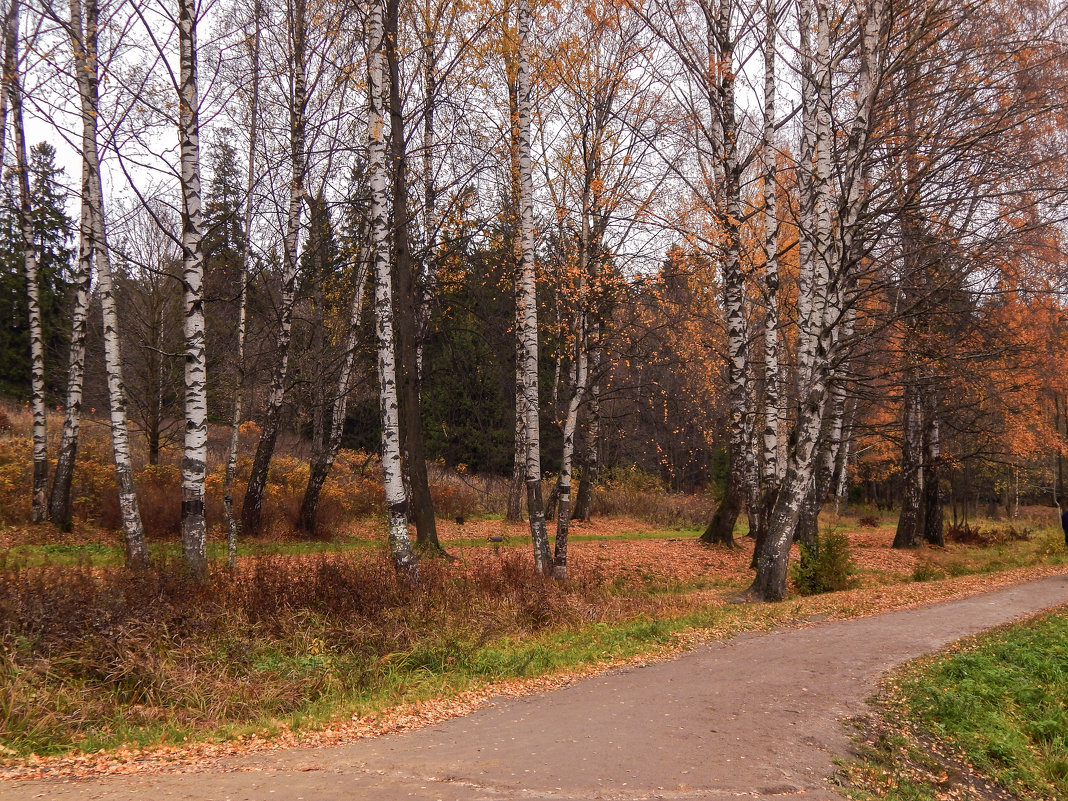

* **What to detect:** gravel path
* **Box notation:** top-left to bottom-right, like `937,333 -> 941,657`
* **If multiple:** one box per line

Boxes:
6,573 -> 1067,801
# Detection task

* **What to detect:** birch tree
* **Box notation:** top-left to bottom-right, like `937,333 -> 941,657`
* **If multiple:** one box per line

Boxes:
222,0 -> 261,567
385,0 -> 442,553
695,0 -> 748,549
753,0 -> 783,552
47,0 -> 98,528
175,0 -> 209,575
298,232 -> 371,535
516,0 -> 550,574
369,0 -> 417,576
241,0 -> 307,536
89,17 -> 149,567
541,0 -> 665,576
2,0 -> 47,523
746,0 -> 887,602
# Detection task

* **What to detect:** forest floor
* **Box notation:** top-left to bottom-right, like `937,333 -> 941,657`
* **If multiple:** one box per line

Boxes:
2,565 -> 1066,800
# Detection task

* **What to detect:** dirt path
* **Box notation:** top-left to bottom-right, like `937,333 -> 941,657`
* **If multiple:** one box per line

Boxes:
7,573 -> 1068,801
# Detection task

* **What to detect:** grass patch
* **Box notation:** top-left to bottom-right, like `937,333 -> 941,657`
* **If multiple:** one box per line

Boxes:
839,608 -> 1068,800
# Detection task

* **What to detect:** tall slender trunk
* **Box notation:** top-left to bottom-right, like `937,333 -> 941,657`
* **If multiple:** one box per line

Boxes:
299,241 -> 370,534
796,371 -> 848,549
49,193 -> 91,527
699,0 -> 743,548
3,0 -> 47,523
177,0 -> 208,576
224,0 -> 261,569
922,393 -> 943,546
369,0 -> 416,576
386,0 -> 441,553
572,338 -> 600,521
833,397 -> 856,514
67,0 -> 147,566
894,377 -> 925,549
554,328 -> 587,579
516,0 -> 550,574
755,0 -> 781,555
554,192 -> 592,579
744,0 -> 885,602
747,362 -> 831,601
242,0 -> 306,536
508,372 -> 526,520
506,49 -> 525,524
418,5 -> 437,375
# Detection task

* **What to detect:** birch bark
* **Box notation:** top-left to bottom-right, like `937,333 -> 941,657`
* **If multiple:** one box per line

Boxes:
553,192 -> 592,578
224,0 -> 261,569
386,0 -> 441,553
177,0 -> 208,576
417,3 -> 438,376
894,375 -> 925,548
745,0 -> 886,601
299,241 -> 371,534
369,0 -> 416,576
572,334 -> 600,522
242,0 -> 306,535
754,0 -> 781,556
516,0 -> 550,574
699,0 -> 744,548
67,23 -> 150,567
506,45 -> 525,524
3,0 -> 48,523
49,0 -> 97,529
922,394 -> 943,546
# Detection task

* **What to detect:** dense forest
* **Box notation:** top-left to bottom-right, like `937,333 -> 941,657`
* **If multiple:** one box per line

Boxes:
1,0 -> 1067,601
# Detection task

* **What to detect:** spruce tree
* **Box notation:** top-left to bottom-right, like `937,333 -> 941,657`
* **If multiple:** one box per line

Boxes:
0,142 -> 73,399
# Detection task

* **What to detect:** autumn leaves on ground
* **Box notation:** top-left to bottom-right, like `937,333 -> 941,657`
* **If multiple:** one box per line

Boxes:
1,405 -> 1066,787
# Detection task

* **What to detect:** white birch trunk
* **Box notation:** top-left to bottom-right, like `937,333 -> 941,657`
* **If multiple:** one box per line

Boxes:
417,9 -> 437,376
242,0 -> 306,535
65,0 -> 148,566
0,0 -> 9,169
224,0 -> 261,569
554,190 -> 592,579
760,0 -> 780,478
3,0 -> 47,523
369,0 -> 416,576
757,0 -> 782,542
832,397 -> 856,514
300,241 -> 371,533
795,0 -> 817,393
747,0 -> 886,601
894,375 -> 925,548
573,330 -> 600,521
516,0 -> 551,574
49,0 -> 98,529
177,0 -> 208,576
700,0 -> 746,547
49,189 -> 91,528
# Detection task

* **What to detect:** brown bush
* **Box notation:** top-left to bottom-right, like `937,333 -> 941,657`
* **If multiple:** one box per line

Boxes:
0,550 -> 610,755
945,521 -> 1032,547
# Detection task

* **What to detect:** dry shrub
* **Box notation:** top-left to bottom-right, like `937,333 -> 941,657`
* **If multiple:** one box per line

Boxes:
945,521 -> 1032,547
0,550 -> 604,753
589,466 -> 713,528
0,437 -> 31,524
135,464 -> 183,538
427,466 -> 486,520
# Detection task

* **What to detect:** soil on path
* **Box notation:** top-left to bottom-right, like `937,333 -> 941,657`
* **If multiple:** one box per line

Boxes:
7,574 -> 1068,801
